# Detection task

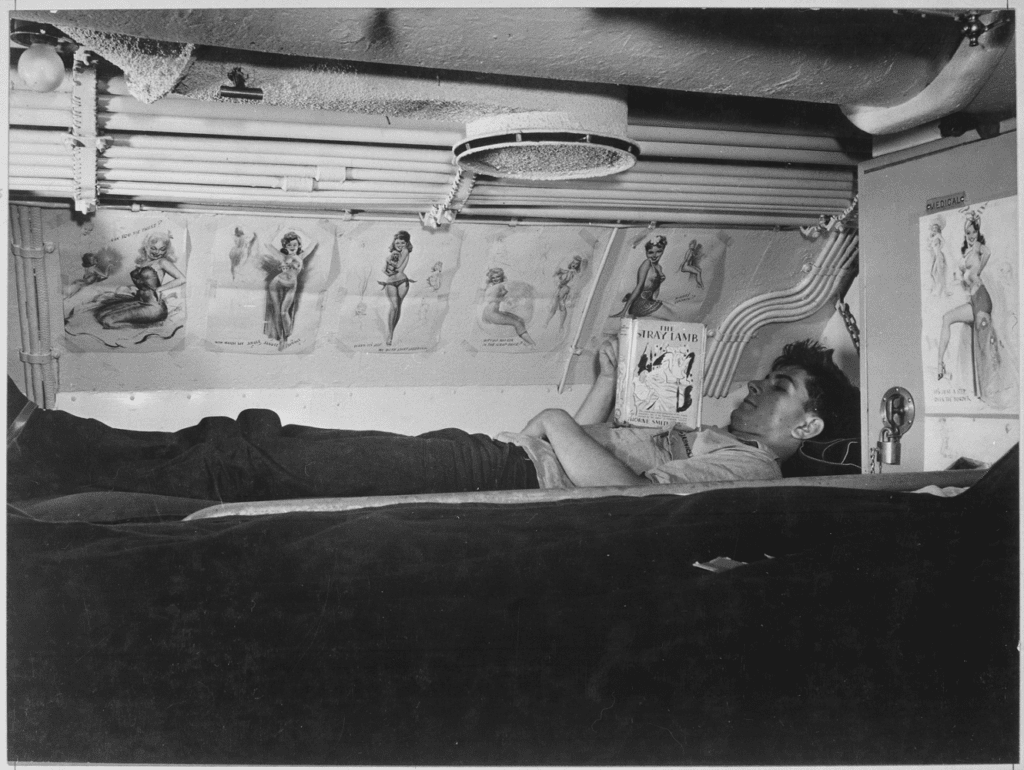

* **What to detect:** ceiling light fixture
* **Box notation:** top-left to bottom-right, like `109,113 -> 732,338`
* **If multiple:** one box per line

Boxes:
453,111 -> 639,181
10,21 -> 75,93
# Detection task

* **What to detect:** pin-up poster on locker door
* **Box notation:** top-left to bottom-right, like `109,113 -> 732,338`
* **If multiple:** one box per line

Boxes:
919,195 -> 1018,415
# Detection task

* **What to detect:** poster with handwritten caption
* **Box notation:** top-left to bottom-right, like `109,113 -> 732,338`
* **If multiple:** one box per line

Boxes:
58,212 -> 189,352
919,195 -> 1018,415
444,225 -> 607,354
332,222 -> 463,354
204,218 -> 335,354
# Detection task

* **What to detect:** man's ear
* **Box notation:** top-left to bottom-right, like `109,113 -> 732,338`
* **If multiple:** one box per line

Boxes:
791,413 -> 824,441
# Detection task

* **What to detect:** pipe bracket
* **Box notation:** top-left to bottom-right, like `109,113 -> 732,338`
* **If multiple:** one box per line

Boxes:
19,349 -> 57,364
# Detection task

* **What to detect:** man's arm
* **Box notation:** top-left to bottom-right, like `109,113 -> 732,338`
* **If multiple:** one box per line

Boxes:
521,408 -> 652,487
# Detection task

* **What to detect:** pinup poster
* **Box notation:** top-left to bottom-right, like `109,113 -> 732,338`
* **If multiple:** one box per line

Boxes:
59,213 -> 188,352
919,195 -> 1018,414
204,218 -> 334,354
332,222 -> 462,353
599,227 -> 730,338
446,225 -> 606,353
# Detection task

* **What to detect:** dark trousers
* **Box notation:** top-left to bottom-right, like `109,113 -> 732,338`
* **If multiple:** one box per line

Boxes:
9,407 -> 539,503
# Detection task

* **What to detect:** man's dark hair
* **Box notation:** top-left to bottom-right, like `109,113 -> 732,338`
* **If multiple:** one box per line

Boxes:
772,339 -> 859,440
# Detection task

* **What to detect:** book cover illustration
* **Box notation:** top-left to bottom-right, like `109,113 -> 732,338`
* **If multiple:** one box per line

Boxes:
614,318 -> 706,429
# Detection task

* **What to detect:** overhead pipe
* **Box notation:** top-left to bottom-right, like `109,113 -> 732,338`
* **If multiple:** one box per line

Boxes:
587,174 -> 853,192
636,140 -> 859,166
99,182 -> 438,201
9,179 -> 75,193
704,232 -> 857,396
96,112 -> 461,147
704,232 -> 851,395
12,81 -> 463,146
9,128 -> 70,144
459,207 -> 817,227
709,236 -> 857,397
627,124 -> 851,152
92,168 -> 450,192
9,151 -> 72,167
468,200 -> 846,217
95,147 -> 453,174
103,133 -> 455,164
9,108 -> 72,128
9,165 -> 74,179
13,84 -> 860,159
467,194 -> 850,211
631,160 -> 854,182
472,187 -> 852,207
482,178 -> 853,195
704,233 -> 846,394
95,184 -> 438,209
95,92 -> 464,135
841,11 -> 1014,135
94,157 -> 453,184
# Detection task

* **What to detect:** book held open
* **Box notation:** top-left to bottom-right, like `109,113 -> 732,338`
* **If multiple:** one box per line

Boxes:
613,318 -> 706,429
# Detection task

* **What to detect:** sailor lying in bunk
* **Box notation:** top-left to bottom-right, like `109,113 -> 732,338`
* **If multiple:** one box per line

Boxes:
7,339 -> 856,502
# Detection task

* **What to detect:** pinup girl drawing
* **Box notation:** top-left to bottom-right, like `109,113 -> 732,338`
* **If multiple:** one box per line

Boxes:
262,231 -> 317,350
927,217 -> 950,297
135,231 -> 185,297
612,236 -> 673,319
426,261 -> 443,292
378,230 -> 414,346
546,255 -> 584,331
679,239 -> 705,289
92,266 -> 169,329
64,251 -> 113,299
481,267 -> 535,345
229,227 -> 257,279
936,210 -> 1008,404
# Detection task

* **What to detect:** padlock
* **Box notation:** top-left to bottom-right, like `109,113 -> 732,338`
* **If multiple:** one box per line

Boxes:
877,426 -> 901,465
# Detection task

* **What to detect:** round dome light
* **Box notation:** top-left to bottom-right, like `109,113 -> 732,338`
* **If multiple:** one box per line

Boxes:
454,111 -> 639,181
17,43 -> 66,93
454,131 -> 639,181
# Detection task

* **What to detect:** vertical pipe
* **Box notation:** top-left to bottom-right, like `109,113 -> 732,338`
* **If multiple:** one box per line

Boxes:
22,205 -> 47,405
13,205 -> 44,404
28,206 -> 58,408
9,206 -> 33,401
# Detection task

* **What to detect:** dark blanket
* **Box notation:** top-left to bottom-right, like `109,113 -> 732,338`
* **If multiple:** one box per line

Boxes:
7,448 -> 1018,765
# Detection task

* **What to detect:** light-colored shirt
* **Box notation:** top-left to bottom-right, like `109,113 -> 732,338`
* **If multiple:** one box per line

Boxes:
496,424 -> 781,489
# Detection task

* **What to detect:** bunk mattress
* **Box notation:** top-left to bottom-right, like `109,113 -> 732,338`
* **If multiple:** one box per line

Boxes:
7,447 -> 1018,765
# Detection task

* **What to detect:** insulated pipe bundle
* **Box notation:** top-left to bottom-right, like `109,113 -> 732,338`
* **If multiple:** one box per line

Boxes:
702,229 -> 859,397
9,79 -> 858,225
8,204 -> 58,408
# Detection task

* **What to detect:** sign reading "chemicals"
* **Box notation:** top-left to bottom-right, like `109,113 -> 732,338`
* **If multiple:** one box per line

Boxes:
925,191 -> 966,213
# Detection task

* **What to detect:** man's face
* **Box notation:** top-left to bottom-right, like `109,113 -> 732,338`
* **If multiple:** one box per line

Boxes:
729,365 -> 821,453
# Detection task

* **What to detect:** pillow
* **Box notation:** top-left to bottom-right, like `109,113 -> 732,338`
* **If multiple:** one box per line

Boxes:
781,437 -> 861,477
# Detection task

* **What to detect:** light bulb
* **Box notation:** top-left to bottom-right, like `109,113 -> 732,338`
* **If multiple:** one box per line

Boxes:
17,43 -> 65,93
